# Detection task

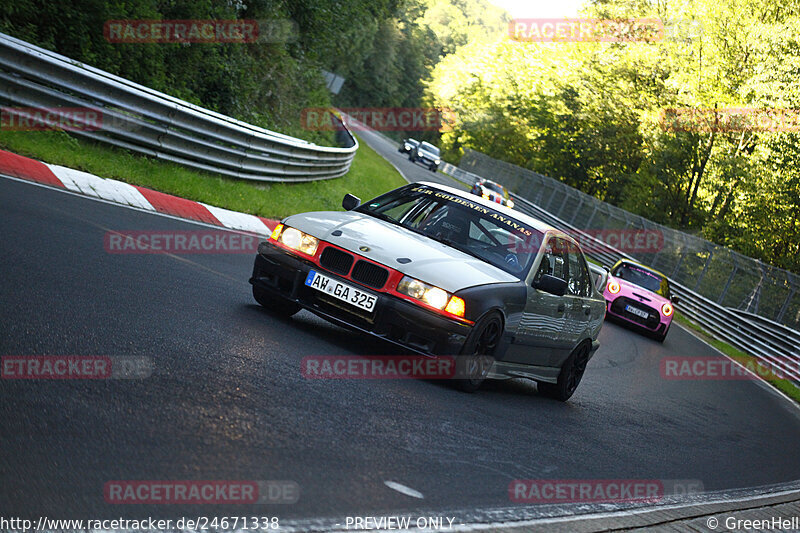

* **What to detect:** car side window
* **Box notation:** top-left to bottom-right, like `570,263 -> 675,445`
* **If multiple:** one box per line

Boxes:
534,237 -> 568,283
565,242 -> 592,297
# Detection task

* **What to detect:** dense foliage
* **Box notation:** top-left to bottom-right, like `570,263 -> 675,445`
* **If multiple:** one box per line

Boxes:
427,0 -> 800,273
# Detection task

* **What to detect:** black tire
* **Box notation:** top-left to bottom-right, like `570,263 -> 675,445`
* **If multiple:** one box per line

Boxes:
429,165 -> 437,172
538,342 -> 591,401
252,286 -> 300,317
456,313 -> 503,393
409,153 -> 416,162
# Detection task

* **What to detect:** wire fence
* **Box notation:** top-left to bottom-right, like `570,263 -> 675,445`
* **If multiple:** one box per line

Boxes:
458,149 -> 800,333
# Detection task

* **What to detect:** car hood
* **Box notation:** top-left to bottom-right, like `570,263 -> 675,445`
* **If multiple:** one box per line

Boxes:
613,276 -> 671,307
284,211 -> 519,292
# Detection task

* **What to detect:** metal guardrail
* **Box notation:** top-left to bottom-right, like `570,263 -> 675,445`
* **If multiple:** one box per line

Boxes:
0,32 -> 357,182
441,163 -> 800,384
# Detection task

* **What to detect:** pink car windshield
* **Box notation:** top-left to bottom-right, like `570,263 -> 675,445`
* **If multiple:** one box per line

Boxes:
613,264 -> 671,298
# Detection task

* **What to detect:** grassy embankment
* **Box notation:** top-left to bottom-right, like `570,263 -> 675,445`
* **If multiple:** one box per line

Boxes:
0,130 -> 406,219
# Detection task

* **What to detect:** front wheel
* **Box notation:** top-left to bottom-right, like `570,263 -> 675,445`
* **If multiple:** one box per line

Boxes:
538,342 -> 591,401
253,286 -> 300,317
456,313 -> 503,393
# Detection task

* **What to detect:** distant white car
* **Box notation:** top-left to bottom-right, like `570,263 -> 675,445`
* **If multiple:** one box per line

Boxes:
471,178 -> 514,208
398,138 -> 419,154
250,182 -> 606,400
409,141 -> 441,172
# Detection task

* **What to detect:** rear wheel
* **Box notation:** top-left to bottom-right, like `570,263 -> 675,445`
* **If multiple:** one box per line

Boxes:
538,342 -> 590,401
253,286 -> 300,317
457,313 -> 503,393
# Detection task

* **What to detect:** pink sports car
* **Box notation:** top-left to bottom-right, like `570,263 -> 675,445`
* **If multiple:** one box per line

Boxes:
603,259 -> 679,342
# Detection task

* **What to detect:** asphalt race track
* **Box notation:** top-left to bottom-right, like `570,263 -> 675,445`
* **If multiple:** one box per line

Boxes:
2,171 -> 800,524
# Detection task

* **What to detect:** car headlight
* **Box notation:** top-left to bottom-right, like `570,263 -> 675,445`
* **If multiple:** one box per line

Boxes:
607,279 -> 621,294
661,302 -> 673,316
271,224 -> 319,257
434,159 -> 441,164
396,276 -> 465,318
507,199 -> 514,208
482,193 -> 491,200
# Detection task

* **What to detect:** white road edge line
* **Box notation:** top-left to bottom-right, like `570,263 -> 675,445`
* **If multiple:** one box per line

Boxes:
384,481 -> 424,499
673,321 -> 800,413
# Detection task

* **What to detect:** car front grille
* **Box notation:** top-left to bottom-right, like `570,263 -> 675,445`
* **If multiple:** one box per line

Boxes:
610,297 -> 660,329
319,247 -> 354,275
351,260 -> 389,289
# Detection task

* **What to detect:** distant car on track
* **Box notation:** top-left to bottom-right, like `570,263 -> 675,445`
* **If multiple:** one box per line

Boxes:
603,259 -> 679,342
249,182 -> 606,400
409,141 -> 441,172
398,138 -> 420,154
471,178 -> 514,208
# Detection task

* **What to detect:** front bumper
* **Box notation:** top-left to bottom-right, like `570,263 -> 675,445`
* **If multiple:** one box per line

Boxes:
249,244 -> 471,356
605,298 -> 670,333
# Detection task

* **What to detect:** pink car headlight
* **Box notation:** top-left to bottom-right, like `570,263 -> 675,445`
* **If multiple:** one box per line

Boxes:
661,302 -> 674,316
607,280 -> 621,294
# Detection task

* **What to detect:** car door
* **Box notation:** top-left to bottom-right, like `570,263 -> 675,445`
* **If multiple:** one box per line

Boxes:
504,235 -> 570,367
558,239 -> 595,366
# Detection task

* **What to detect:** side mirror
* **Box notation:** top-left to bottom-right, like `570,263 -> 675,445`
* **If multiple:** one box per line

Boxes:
671,295 -> 681,305
342,193 -> 361,211
534,274 -> 568,297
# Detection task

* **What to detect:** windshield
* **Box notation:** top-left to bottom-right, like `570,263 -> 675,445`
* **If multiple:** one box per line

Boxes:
419,142 -> 440,156
483,181 -> 508,197
484,182 -> 504,194
357,185 -> 542,277
613,263 -> 671,297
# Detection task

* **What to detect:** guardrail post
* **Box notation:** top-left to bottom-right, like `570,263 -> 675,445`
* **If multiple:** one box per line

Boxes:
718,262 -> 739,305
569,195 -> 584,225
694,250 -> 713,291
776,287 -> 796,323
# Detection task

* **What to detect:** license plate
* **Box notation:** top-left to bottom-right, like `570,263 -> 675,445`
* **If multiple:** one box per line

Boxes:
305,270 -> 377,312
625,304 -> 649,319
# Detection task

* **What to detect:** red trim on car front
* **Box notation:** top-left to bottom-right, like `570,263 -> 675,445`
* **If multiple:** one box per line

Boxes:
268,236 -> 474,325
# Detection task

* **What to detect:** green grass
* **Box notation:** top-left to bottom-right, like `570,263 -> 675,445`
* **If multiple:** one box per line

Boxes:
0,130 -> 407,219
673,311 -> 800,403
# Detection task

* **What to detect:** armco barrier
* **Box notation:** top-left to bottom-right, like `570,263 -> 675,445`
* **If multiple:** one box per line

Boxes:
0,32 -> 357,182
